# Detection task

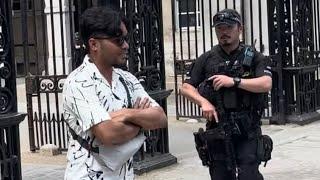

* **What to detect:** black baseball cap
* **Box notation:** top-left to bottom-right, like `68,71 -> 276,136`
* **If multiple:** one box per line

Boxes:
213,9 -> 242,27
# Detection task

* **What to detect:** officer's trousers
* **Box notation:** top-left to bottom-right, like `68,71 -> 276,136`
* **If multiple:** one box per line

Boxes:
208,135 -> 264,180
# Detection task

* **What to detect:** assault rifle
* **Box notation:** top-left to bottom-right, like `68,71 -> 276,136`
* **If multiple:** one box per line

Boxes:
194,79 -> 240,180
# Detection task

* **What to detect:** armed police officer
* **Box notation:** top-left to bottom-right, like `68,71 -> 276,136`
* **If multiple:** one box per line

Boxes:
180,9 -> 273,180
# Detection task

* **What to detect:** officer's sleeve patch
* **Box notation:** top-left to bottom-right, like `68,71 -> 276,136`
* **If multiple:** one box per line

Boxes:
264,66 -> 272,76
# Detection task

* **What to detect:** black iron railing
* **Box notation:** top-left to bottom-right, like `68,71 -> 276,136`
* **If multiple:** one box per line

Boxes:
120,0 -> 177,174
268,0 -> 320,125
23,0 -> 75,151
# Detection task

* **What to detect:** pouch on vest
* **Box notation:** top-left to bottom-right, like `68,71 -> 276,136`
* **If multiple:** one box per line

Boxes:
257,134 -> 273,167
223,89 -> 238,109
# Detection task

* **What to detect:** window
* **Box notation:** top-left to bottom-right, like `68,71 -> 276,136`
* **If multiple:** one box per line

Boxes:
12,0 -> 33,11
176,0 -> 201,29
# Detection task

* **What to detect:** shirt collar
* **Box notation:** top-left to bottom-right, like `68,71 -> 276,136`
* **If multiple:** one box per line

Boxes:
217,43 -> 244,60
83,55 -> 120,88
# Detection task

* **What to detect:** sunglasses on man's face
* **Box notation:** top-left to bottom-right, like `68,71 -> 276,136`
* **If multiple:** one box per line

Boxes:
93,35 -> 129,47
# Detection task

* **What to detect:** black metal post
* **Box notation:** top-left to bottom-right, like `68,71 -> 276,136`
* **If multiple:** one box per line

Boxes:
274,0 -> 286,125
267,0 -> 286,124
0,0 -> 26,179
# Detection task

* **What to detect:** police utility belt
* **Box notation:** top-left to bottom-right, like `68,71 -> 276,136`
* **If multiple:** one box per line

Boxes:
193,109 -> 273,168
194,124 -> 273,167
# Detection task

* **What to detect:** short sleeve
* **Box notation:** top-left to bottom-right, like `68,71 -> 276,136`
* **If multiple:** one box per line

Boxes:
254,53 -> 272,78
63,78 -> 110,133
184,53 -> 208,87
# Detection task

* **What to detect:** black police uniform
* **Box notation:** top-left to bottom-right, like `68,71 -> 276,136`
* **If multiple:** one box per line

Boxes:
185,43 -> 272,180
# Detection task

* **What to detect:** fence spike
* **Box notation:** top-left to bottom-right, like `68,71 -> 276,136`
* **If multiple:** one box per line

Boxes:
34,112 -> 38,122
43,113 -> 47,122
61,113 -> 65,122
52,114 -> 56,122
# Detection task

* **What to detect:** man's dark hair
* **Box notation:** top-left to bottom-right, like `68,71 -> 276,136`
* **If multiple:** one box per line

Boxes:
80,6 -> 126,50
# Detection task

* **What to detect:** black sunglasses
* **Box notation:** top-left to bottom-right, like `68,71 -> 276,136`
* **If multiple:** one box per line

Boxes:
93,35 -> 129,47
213,12 -> 241,24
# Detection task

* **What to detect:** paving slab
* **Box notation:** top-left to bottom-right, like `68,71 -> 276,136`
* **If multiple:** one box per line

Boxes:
22,164 -> 65,180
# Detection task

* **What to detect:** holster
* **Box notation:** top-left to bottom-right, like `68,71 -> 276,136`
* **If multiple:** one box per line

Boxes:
194,123 -> 237,165
193,128 -> 212,166
204,124 -> 238,178
205,126 -> 228,161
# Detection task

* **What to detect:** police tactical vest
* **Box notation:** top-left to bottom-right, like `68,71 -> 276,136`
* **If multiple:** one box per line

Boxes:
209,45 -> 265,112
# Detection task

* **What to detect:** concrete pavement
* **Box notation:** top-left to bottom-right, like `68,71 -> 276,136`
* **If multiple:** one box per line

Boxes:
138,120 -> 320,180
21,117 -> 320,180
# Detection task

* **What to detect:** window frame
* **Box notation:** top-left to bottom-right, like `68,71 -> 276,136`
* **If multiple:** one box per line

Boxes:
12,0 -> 33,11
175,0 -> 201,31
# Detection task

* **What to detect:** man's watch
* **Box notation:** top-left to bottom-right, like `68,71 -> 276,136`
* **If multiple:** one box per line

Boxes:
233,77 -> 241,87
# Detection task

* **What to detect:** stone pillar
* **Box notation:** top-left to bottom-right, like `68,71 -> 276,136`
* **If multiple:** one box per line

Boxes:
44,0 -> 74,75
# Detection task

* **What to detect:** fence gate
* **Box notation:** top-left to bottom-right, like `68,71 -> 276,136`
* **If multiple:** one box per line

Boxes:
117,0 -> 177,174
22,0 -> 77,152
20,0 -> 176,174
172,0 -> 273,120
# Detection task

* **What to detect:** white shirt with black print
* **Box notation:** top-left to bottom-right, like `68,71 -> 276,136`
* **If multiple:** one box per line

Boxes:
63,55 -> 159,180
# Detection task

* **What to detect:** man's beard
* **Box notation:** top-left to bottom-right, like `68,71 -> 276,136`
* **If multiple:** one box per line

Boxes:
219,36 -> 232,46
111,57 -> 127,67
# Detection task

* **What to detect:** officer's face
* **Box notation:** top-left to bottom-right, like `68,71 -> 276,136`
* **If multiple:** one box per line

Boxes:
215,23 -> 242,47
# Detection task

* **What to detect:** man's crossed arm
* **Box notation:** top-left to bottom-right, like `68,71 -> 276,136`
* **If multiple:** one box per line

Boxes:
91,97 -> 167,146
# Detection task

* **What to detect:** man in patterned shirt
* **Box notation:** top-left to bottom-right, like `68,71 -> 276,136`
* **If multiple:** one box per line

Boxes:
62,6 -> 167,180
